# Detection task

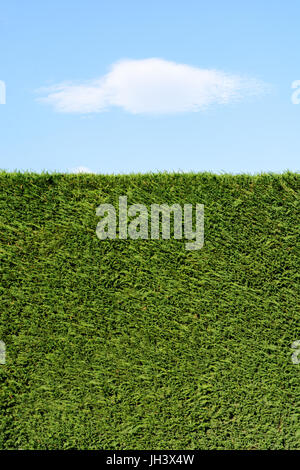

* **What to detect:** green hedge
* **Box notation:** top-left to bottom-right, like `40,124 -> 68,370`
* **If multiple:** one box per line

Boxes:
0,171 -> 299,449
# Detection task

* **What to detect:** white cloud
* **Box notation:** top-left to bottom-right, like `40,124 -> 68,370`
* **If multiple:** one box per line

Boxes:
69,166 -> 95,174
38,58 -> 266,115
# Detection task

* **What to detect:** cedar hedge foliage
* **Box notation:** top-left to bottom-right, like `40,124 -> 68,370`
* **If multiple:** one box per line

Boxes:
0,171 -> 299,449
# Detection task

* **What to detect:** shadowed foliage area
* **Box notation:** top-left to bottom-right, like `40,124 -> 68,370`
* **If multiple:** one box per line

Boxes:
0,171 -> 299,449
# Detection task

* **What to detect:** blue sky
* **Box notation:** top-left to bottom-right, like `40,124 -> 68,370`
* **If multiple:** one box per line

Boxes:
0,0 -> 300,174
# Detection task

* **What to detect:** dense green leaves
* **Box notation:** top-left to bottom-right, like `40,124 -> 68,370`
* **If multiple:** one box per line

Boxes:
0,171 -> 299,449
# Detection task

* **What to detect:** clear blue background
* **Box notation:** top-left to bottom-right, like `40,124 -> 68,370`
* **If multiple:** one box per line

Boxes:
0,0 -> 299,173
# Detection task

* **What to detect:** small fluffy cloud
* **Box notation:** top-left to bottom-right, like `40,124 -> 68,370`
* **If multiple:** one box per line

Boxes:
38,58 -> 266,115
